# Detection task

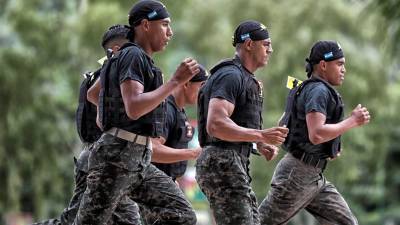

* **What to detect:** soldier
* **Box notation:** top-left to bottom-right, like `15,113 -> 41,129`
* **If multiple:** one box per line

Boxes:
32,25 -> 141,225
151,65 -> 207,181
195,20 -> 288,225
73,1 -> 199,225
258,40 -> 370,225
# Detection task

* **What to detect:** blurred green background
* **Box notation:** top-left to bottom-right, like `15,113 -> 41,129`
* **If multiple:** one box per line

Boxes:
0,0 -> 399,224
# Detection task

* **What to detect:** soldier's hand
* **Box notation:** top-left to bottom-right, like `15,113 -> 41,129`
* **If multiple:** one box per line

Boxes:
257,142 -> 279,161
171,58 -> 199,85
351,104 -> 370,126
189,147 -> 202,160
260,126 -> 289,146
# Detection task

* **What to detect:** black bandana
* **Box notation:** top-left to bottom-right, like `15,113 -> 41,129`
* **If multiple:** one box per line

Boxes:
232,20 -> 270,46
305,40 -> 344,77
190,64 -> 208,82
128,0 -> 170,26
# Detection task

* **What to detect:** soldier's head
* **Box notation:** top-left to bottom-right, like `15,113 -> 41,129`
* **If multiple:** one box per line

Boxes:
305,40 -> 346,86
232,20 -> 273,72
101,24 -> 130,56
182,64 -> 208,105
128,0 -> 173,55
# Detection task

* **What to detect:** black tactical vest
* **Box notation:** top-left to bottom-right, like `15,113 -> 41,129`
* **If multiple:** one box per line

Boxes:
98,42 -> 165,137
76,69 -> 102,143
198,56 -> 263,147
279,77 -> 344,158
153,96 -> 194,178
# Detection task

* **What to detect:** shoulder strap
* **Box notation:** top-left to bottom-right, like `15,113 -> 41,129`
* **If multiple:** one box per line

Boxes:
210,58 -> 243,75
279,78 -> 319,126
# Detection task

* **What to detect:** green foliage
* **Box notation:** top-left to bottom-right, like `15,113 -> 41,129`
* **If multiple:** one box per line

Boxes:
0,0 -> 398,224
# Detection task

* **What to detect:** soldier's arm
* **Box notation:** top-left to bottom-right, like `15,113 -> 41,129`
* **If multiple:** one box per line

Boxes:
207,98 -> 287,144
306,104 -> 370,145
87,78 -> 100,106
121,59 -> 199,120
150,137 -> 201,163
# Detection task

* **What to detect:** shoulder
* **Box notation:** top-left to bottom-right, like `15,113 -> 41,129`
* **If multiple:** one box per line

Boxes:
119,45 -> 145,59
303,81 -> 330,95
211,66 -> 243,84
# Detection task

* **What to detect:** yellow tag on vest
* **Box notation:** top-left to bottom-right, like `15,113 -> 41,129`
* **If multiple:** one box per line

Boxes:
286,76 -> 303,89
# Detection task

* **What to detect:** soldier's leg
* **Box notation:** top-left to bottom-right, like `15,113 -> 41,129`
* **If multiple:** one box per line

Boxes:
131,164 -> 196,225
110,196 -> 141,225
258,153 -> 322,225
32,148 -> 91,225
196,147 -> 259,225
58,149 -> 91,225
73,135 -> 141,225
305,180 -> 358,225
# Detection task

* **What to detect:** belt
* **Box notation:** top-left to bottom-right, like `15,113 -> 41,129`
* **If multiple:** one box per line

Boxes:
209,142 -> 253,157
106,127 -> 149,146
290,151 -> 327,170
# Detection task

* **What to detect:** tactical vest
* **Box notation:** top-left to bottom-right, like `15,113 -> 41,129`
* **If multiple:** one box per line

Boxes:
198,57 -> 263,147
98,42 -> 165,137
279,77 -> 344,158
76,69 -> 102,143
153,96 -> 194,178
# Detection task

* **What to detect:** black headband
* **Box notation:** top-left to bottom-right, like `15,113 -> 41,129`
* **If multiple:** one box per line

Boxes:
129,1 -> 170,27
305,40 -> 344,77
232,20 -> 270,46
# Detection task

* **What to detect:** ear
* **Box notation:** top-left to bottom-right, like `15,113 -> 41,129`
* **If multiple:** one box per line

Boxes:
183,82 -> 190,89
244,39 -> 252,51
320,60 -> 327,71
111,45 -> 121,53
141,19 -> 150,31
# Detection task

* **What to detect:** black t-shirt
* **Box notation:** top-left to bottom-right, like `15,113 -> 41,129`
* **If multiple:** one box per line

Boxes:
117,45 -> 157,85
104,43 -> 164,136
200,57 -> 262,146
153,95 -> 193,178
162,98 -> 177,140
161,96 -> 193,148
294,80 -> 338,155
296,82 -> 336,121
209,67 -> 243,105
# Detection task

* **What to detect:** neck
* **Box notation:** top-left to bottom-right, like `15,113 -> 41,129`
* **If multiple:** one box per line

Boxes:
134,36 -> 153,56
171,91 -> 185,110
236,53 -> 256,73
312,71 -> 327,81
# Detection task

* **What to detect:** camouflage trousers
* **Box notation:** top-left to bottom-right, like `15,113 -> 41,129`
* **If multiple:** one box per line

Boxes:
258,153 -> 358,225
32,144 -> 141,225
73,133 -> 196,225
195,146 -> 260,225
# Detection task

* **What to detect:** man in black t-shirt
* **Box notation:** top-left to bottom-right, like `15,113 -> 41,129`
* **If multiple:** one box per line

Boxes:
73,1 -> 199,225
32,25 -> 141,225
195,20 -> 288,225
151,65 -> 207,181
258,40 -> 371,225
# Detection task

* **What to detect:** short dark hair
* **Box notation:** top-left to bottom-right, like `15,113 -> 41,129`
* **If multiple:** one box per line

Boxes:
101,24 -> 131,50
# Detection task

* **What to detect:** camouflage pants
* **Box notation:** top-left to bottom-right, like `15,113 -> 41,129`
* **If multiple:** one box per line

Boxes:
195,146 -> 260,225
73,134 -> 196,225
33,144 -> 141,225
258,153 -> 358,225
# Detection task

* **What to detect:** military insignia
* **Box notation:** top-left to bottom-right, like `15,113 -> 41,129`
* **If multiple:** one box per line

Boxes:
260,23 -> 267,30
185,121 -> 193,138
